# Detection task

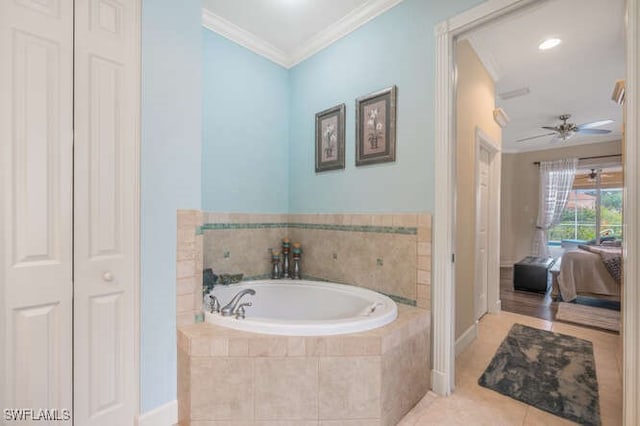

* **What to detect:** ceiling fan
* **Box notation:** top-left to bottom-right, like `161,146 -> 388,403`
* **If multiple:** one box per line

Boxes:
517,114 -> 612,143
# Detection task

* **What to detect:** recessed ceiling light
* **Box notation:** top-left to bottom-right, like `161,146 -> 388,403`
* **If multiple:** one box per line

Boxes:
538,38 -> 562,50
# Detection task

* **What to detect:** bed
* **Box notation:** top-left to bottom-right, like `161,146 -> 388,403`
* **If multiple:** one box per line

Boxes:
556,245 -> 621,302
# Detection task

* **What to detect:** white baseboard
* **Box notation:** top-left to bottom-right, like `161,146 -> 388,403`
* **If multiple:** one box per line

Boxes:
455,321 -> 478,357
431,369 -> 452,396
137,400 -> 177,426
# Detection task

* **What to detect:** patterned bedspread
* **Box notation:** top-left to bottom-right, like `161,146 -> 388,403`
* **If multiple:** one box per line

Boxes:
578,244 -> 622,285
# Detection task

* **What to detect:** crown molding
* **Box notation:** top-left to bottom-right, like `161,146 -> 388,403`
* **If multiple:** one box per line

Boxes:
201,0 -> 405,69
201,9 -> 290,68
465,35 -> 501,83
288,0 -> 404,67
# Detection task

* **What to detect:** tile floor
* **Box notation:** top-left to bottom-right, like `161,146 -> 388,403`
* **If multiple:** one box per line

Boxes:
399,311 -> 622,425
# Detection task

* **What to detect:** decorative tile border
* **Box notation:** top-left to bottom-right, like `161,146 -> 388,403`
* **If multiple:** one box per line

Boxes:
288,223 -> 417,235
200,223 -> 287,230
199,222 -> 417,235
384,293 -> 418,307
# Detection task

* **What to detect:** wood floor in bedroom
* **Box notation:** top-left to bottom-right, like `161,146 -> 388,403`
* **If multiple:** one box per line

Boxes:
499,266 -> 558,321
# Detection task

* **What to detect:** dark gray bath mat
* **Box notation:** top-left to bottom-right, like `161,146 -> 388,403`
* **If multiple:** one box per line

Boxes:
478,323 -> 601,425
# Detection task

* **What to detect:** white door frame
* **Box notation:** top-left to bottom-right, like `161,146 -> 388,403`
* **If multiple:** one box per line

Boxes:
474,127 -> 501,321
433,3 -> 640,425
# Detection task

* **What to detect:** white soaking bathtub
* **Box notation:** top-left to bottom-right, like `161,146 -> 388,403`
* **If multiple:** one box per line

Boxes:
204,280 -> 398,336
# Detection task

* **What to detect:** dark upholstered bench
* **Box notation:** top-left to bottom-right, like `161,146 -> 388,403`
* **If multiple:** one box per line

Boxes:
513,256 -> 556,293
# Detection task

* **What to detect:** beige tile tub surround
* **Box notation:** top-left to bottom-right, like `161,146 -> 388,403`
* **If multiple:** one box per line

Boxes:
176,212 -> 432,326
202,213 -> 289,282
288,213 -> 431,309
177,305 -> 430,426
177,210 -> 204,326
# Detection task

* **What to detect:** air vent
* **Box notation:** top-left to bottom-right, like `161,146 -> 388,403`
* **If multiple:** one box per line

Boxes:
498,87 -> 530,100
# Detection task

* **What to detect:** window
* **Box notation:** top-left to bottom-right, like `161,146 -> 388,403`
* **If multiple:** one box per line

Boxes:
548,168 -> 623,244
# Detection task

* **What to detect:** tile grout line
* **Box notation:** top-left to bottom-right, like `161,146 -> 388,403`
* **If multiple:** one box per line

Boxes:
521,406 -> 529,426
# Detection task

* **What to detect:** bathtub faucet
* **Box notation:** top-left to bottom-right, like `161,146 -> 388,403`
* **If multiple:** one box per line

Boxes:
220,289 -> 256,317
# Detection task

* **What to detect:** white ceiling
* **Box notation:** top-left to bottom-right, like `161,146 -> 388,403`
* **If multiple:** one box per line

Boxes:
201,0 -> 403,68
201,0 -> 625,152
463,0 -> 626,153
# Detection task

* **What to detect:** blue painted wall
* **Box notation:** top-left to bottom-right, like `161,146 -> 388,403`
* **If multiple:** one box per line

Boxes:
138,0 -> 485,414
141,0 -> 202,413
288,0 -> 483,213
202,30 -> 289,213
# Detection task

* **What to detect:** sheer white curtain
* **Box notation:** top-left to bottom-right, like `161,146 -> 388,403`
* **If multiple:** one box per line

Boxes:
532,158 -> 578,256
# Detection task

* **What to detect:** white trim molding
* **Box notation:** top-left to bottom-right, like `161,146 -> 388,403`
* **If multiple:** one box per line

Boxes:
201,9 -> 290,68
464,35 -> 502,82
288,0 -> 404,67
433,0 -> 554,398
455,322 -> 479,357
202,0 -> 404,69
623,1 -> 639,425
432,18 -> 456,396
137,400 -> 177,426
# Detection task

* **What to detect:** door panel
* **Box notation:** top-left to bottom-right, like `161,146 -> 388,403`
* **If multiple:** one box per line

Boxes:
88,292 -> 124,416
73,0 -> 138,424
1,0 -> 73,421
476,148 -> 490,320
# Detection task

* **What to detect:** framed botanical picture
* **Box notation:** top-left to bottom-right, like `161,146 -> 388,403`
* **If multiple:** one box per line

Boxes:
315,103 -> 346,172
355,85 -> 397,166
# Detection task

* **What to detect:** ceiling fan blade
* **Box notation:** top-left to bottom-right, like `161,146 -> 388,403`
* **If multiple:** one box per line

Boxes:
516,132 -> 556,142
541,126 -> 559,131
578,119 -> 614,129
576,129 -> 612,135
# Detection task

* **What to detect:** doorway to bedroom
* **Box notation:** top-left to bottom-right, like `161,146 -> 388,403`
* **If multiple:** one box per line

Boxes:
453,0 -> 625,333
434,0 -> 638,423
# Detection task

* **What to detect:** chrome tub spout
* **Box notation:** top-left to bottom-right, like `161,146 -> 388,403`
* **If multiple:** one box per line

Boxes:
220,288 -> 256,317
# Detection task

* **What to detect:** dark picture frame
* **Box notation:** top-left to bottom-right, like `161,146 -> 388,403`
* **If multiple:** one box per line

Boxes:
315,103 -> 346,172
355,85 -> 397,166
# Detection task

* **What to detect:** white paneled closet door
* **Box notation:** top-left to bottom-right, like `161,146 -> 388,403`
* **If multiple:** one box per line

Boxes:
0,0 -> 74,423
73,0 -> 139,425
1,0 -> 139,424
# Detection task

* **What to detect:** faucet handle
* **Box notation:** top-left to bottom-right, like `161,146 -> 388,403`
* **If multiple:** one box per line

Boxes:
235,302 -> 252,319
209,295 -> 221,313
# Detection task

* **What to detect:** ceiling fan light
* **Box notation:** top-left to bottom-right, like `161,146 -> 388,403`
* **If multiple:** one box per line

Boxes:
560,130 -> 575,141
538,38 -> 562,50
